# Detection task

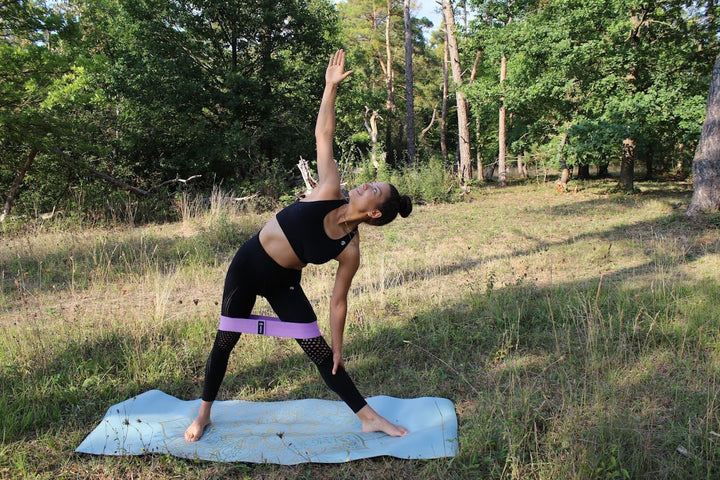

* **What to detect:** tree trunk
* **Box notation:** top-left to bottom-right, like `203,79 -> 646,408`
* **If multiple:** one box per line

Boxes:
1,148 -> 38,222
556,131 -> 569,190
442,0 -> 472,183
477,116 -> 483,180
403,0 -> 416,164
676,144 -> 686,176
384,0 -> 395,113
644,144 -> 654,180
688,54 -> 720,214
383,0 -> 396,165
419,107 -> 437,143
517,153 -> 528,179
577,164 -> 590,179
440,33 -> 449,165
364,107 -> 382,168
485,160 -> 496,181
470,51 -> 483,181
498,55 -> 508,186
597,154 -> 609,177
619,138 -> 636,191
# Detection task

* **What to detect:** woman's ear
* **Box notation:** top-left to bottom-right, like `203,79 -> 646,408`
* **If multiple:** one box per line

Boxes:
367,209 -> 382,219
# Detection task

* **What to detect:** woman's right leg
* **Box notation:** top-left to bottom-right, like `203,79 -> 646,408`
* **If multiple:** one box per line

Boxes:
201,330 -> 242,402
184,330 -> 242,442
185,237 -> 259,442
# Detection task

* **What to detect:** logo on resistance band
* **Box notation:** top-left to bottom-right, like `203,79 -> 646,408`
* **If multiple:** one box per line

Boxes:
257,320 -> 265,335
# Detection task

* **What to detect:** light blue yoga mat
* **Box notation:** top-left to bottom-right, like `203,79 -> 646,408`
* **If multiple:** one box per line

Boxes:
75,390 -> 458,464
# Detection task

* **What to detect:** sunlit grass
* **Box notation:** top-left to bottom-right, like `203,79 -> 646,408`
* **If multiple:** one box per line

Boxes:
1,178 -> 719,478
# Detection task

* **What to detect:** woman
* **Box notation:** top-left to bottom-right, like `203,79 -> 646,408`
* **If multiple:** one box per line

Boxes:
185,50 -> 412,442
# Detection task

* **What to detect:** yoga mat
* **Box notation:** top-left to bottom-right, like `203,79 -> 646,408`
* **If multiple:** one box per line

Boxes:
75,390 -> 458,464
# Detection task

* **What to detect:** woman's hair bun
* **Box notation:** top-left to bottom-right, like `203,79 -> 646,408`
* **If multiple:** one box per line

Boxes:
399,195 -> 412,218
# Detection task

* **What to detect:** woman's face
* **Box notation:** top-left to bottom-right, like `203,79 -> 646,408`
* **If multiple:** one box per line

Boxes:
349,182 -> 391,214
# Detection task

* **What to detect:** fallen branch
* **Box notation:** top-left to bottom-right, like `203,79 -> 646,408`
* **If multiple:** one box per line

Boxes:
52,148 -> 150,197
53,148 -> 204,196
201,194 -> 258,207
148,175 -> 202,192
297,156 -> 317,195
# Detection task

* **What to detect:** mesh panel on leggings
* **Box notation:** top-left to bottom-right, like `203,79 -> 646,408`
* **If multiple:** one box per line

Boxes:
296,336 -> 333,365
215,330 -> 241,352
295,335 -> 367,413
201,330 -> 241,402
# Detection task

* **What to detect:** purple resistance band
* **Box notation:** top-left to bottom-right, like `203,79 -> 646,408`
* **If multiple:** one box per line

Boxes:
218,314 -> 321,339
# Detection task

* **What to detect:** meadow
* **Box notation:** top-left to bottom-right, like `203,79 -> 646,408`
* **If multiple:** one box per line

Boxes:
1,178 -> 719,479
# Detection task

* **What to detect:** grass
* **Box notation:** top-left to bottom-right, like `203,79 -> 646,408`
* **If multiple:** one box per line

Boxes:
1,177 -> 719,479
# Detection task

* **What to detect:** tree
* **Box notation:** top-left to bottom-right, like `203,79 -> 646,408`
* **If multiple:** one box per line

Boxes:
0,0 -> 86,220
441,31 -> 450,165
337,0 -> 438,168
466,0 -> 716,189
82,0 -> 337,188
498,54 -> 507,186
688,54 -> 720,214
403,0 -> 416,163
1,149 -> 38,222
442,0 -> 472,183
466,0 -> 540,184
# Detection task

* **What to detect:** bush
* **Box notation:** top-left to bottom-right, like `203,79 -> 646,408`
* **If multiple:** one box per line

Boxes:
387,155 -> 458,204
344,153 -> 458,204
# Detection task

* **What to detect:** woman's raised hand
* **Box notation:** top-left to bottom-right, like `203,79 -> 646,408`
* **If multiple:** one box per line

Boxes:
325,49 -> 353,86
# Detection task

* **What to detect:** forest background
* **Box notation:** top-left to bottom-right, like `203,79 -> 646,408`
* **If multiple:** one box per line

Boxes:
2,0 -> 719,224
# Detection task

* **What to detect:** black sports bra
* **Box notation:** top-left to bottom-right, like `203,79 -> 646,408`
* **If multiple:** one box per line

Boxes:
275,199 -> 357,265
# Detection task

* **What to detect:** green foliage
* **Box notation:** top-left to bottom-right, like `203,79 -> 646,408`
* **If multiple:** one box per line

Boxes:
1,0 -> 343,221
0,1 -> 88,215
1,0 -> 718,222
386,155 -> 458,203
81,0 -> 339,184
336,0 -> 441,168
466,0 -> 717,177
343,152 -> 458,205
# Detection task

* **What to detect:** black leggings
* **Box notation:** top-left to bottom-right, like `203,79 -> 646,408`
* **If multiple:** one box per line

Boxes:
200,234 -> 367,413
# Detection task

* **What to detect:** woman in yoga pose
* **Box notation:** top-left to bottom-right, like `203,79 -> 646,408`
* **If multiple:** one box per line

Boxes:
185,49 -> 412,442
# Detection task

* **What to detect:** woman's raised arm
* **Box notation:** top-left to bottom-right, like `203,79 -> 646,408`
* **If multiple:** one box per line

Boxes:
314,50 -> 352,191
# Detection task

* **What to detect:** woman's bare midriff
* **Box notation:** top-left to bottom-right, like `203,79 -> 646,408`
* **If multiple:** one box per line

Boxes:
258,217 -> 306,270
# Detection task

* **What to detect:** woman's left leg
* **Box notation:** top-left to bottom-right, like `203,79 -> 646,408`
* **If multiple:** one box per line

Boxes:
266,282 -> 367,413
271,294 -> 407,436
295,335 -> 367,413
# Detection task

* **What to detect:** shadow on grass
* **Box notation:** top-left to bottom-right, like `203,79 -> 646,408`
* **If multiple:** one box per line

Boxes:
0,326 -> 205,444
2,180 -> 713,305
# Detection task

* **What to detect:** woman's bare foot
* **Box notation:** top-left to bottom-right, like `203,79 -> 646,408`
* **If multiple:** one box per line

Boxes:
185,400 -> 213,442
184,415 -> 211,442
357,405 -> 408,437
